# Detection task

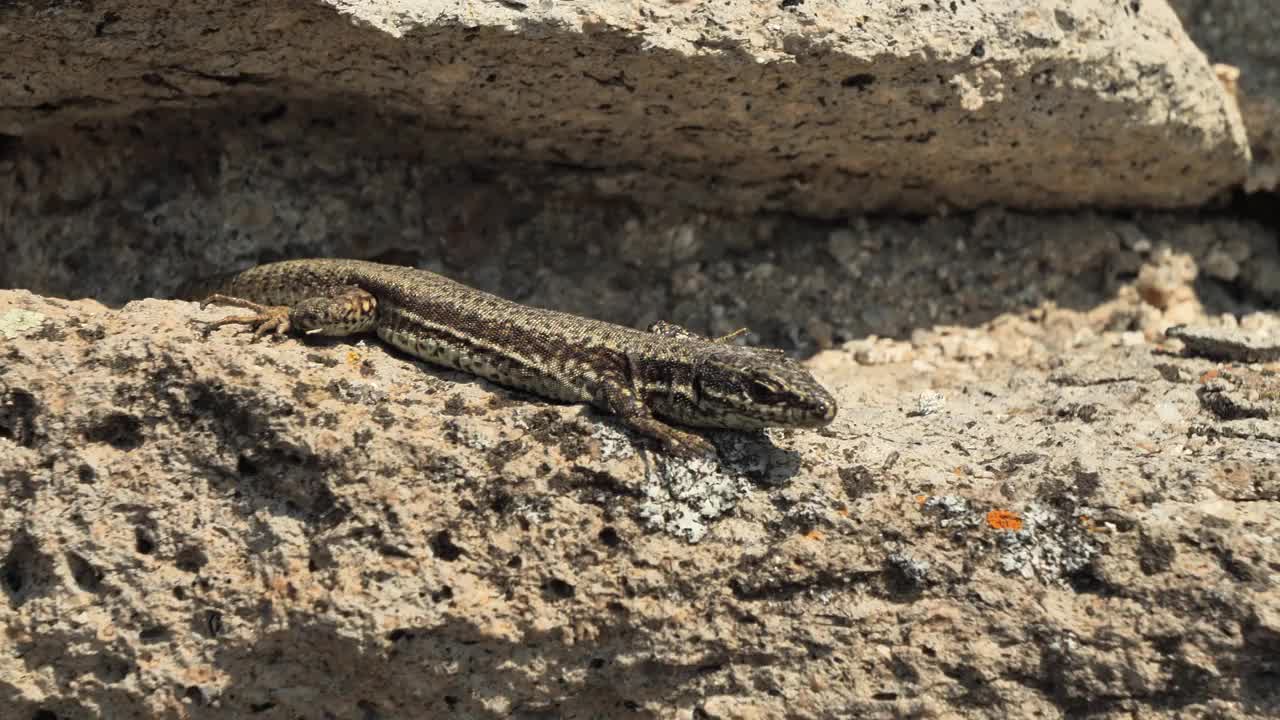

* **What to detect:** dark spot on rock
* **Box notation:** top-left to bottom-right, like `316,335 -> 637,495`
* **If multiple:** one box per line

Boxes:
353,428 -> 375,447
309,542 -> 336,572
970,39 -> 985,57
429,530 -> 463,561
371,405 -> 395,429
841,73 -> 875,89
83,412 -> 144,450
485,438 -> 526,470
203,610 -> 223,637
77,464 -> 96,484
1064,563 -> 1113,596
0,389 -> 39,447
175,546 -> 208,573
598,526 -> 621,547
377,544 -> 412,559
76,324 -> 107,342
431,585 -> 453,603
134,527 -> 156,555
1138,532 -> 1175,575
487,489 -> 514,515
305,353 -> 339,368
1198,384 -> 1268,420
838,464 -> 879,500
3,469 -> 36,500
1073,466 -> 1101,499
1057,403 -> 1100,422
543,577 -> 576,600
883,555 -> 930,597
442,394 -> 467,416
32,323 -> 66,342
66,553 -> 104,593
95,653 -> 131,683
1003,452 -> 1043,472
236,455 -> 258,476
551,467 -> 639,506
107,354 -> 141,375
3,533 -> 55,605
139,625 -> 171,643
0,132 -> 18,160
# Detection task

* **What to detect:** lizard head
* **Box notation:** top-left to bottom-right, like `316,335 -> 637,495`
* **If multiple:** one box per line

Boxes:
656,346 -> 837,430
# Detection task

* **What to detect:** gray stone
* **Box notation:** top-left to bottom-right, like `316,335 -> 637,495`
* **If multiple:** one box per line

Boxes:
0,0 -> 1249,216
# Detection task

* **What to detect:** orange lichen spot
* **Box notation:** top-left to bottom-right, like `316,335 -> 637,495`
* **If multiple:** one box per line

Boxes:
1199,368 -> 1220,383
986,509 -> 1023,532
916,495 -> 928,505
952,466 -> 967,477
345,350 -> 362,366
836,506 -> 850,518
805,529 -> 824,541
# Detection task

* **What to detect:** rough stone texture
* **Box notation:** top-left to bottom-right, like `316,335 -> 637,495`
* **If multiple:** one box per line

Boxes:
1167,323 -> 1280,362
0,101 -> 1276,340
0,0 -> 1250,216
2,1 -> 1278,717
3,242 -> 1280,717
1170,0 -> 1280,191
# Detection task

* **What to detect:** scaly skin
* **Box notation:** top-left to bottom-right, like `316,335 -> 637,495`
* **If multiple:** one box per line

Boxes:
188,259 -> 837,457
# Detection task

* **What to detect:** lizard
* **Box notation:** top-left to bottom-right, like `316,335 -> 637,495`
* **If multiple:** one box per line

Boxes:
182,258 -> 837,457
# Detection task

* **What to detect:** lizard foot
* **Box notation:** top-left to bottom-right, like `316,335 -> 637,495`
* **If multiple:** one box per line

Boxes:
201,295 -> 293,338
662,429 -> 717,460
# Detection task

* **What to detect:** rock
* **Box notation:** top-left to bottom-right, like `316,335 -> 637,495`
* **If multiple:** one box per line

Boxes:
0,0 -> 1248,217
4,287 -> 1278,717
1167,324 -> 1280,363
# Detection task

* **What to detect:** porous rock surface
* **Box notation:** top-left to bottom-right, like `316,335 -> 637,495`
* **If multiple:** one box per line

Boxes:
2,0 -> 1279,718
2,246 -> 1279,717
0,0 -> 1250,216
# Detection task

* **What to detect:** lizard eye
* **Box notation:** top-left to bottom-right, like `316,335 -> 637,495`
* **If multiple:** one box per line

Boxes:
746,378 -> 786,404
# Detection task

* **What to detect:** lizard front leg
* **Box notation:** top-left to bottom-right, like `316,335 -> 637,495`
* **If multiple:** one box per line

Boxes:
594,362 -> 716,458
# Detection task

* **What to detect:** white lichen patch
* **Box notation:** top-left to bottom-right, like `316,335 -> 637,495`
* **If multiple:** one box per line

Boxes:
994,504 -> 1098,584
0,309 -> 47,339
589,423 -> 639,462
637,454 -> 751,544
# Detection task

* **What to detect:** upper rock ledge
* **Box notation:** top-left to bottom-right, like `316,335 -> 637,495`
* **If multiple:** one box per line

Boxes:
0,0 -> 1250,216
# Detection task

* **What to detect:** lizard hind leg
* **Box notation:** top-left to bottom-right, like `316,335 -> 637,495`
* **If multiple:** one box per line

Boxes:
202,286 -> 377,338
648,320 -> 751,345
